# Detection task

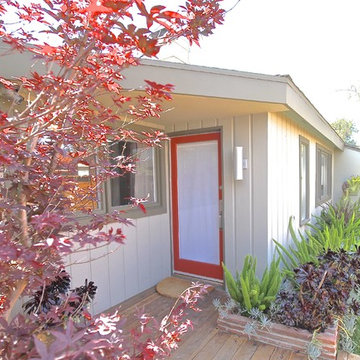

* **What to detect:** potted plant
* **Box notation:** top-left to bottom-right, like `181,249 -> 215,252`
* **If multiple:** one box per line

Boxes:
217,211 -> 360,360
217,253 -> 344,360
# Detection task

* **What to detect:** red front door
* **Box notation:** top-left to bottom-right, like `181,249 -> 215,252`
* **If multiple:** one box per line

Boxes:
171,132 -> 223,280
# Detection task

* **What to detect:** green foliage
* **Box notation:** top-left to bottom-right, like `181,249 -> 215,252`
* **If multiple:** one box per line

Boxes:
352,318 -> 360,354
321,200 -> 360,226
312,202 -> 360,252
342,176 -> 360,198
274,205 -> 360,276
331,118 -> 358,145
222,255 -> 282,313
339,291 -> 360,355
307,330 -> 322,360
273,218 -> 320,276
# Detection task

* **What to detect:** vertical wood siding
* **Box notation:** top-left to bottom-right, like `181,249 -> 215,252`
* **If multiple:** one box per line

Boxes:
165,116 -> 237,277
267,112 -> 334,256
67,110 -> 336,314
164,114 -> 270,277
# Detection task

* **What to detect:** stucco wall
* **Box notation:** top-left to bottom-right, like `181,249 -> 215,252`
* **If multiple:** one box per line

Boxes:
334,146 -> 360,202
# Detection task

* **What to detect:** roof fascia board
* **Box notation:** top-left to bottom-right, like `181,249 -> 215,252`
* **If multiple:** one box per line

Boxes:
122,60 -> 288,104
285,83 -> 344,150
127,60 -> 344,150
0,45 -> 344,150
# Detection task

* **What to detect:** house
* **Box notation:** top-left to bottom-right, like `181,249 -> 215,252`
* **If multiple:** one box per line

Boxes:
1,52 -> 358,314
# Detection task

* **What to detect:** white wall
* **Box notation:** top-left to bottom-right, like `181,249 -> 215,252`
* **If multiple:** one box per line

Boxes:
67,145 -> 172,315
334,146 -> 360,202
67,214 -> 171,314
267,112 -> 335,255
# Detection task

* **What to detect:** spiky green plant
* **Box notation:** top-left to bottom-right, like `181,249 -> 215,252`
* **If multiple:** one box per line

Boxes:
274,207 -> 360,277
222,255 -> 282,313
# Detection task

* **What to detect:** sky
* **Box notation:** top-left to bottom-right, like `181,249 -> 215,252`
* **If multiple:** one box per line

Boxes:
158,0 -> 360,141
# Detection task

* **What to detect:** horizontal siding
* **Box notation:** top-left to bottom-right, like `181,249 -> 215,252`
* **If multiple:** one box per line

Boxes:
66,213 -> 171,314
267,112 -> 334,255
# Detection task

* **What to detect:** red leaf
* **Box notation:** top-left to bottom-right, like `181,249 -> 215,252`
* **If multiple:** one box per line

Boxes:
80,0 -> 113,17
31,43 -> 58,56
150,5 -> 165,14
138,203 -> 146,214
162,10 -> 187,20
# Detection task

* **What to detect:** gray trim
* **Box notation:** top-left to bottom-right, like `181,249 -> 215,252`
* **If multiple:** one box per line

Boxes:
133,59 -> 344,150
299,136 -> 310,226
345,144 -> 360,152
167,126 -> 222,138
315,144 -> 332,206
105,144 -> 167,219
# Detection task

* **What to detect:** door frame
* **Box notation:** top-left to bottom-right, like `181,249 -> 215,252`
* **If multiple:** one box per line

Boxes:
170,132 -> 223,280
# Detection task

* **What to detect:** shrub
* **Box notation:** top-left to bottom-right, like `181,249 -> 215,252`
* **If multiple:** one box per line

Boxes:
273,217 -> 320,276
275,204 -> 360,276
272,249 -> 360,331
314,201 -> 360,235
222,255 -> 282,313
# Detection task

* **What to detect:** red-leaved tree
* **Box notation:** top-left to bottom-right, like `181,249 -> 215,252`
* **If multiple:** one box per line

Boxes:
0,0 -> 224,358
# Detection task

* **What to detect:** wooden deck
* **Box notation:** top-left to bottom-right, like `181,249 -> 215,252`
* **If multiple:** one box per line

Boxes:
115,282 -> 357,360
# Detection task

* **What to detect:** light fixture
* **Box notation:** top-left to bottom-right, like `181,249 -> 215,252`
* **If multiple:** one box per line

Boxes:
235,146 -> 243,180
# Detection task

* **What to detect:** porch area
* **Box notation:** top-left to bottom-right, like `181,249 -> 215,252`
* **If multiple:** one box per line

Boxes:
115,282 -> 355,360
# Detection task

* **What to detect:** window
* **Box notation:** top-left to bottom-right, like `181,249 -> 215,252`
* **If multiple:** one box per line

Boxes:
316,144 -> 332,205
107,141 -> 165,217
299,136 -> 309,225
60,153 -> 104,213
76,161 -> 103,212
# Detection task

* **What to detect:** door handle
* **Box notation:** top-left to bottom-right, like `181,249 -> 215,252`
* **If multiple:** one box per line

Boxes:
219,199 -> 223,230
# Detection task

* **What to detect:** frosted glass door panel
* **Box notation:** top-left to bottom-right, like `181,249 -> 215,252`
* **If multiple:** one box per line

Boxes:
177,140 -> 219,264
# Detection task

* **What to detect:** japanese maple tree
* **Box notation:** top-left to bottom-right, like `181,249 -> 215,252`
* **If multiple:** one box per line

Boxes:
0,0 -> 224,358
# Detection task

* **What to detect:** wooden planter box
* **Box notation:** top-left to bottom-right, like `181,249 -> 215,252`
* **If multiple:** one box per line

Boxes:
217,313 -> 338,360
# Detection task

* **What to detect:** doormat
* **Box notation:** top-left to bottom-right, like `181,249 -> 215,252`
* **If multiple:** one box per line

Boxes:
156,277 -> 214,299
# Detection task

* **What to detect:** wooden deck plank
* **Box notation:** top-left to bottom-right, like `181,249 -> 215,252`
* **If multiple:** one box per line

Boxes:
251,344 -> 276,359
231,339 -> 258,360
337,351 -> 349,360
170,286 -> 226,359
270,348 -> 294,360
191,331 -> 230,360
186,329 -> 219,359
289,352 -> 309,360
348,353 -> 360,359
212,335 -> 246,360
114,282 -> 360,360
171,310 -> 220,360
107,286 -> 157,313
122,293 -> 172,332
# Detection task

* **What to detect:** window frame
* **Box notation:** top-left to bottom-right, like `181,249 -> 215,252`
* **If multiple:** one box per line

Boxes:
60,153 -> 107,221
315,144 -> 332,206
299,136 -> 310,225
104,140 -> 167,219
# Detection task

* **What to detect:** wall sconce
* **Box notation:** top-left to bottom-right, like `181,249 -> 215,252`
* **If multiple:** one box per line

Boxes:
235,146 -> 248,180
